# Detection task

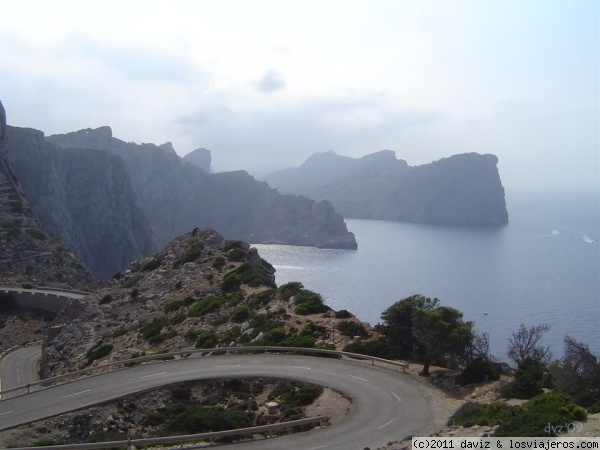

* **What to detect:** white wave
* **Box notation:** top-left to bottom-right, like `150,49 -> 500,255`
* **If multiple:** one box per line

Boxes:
551,230 -> 559,235
581,233 -> 595,244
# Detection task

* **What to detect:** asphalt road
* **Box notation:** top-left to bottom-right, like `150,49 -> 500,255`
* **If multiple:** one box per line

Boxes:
0,353 -> 435,449
0,345 -> 41,399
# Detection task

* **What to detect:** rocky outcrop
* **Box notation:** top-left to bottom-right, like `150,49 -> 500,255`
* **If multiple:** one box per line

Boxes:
183,147 -> 211,172
0,101 -> 96,290
5,126 -> 155,278
264,151 -> 508,226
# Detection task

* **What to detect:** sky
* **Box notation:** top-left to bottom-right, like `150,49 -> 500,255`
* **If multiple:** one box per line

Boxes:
0,0 -> 598,192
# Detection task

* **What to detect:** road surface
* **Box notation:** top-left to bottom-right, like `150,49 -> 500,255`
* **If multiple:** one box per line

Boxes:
0,352 -> 435,449
0,345 -> 41,399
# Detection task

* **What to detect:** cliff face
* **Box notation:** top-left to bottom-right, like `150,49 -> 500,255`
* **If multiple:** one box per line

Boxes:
265,151 -> 508,226
0,101 -> 96,289
1,124 -> 356,277
5,126 -> 155,279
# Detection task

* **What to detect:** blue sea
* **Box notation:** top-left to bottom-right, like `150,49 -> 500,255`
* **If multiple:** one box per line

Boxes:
253,190 -> 600,361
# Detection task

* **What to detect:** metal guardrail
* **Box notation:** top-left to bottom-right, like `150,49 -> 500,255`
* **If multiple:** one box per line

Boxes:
5,415 -> 328,450
0,346 -> 409,398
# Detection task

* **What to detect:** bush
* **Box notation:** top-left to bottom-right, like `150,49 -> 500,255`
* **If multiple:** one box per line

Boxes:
227,248 -> 245,261
231,306 -> 251,323
188,296 -> 225,317
588,401 -> 600,414
25,228 -> 45,240
140,317 -> 169,340
343,339 -> 401,360
501,374 -> 544,399
195,330 -> 218,349
294,292 -> 330,315
221,273 -> 242,292
182,245 -> 202,264
337,321 -> 368,338
334,309 -> 353,319
281,385 -> 323,407
164,300 -> 184,314
494,393 -> 588,437
281,334 -> 317,348
165,404 -> 251,434
86,343 -> 114,362
455,358 -> 501,385
212,256 -> 226,269
277,281 -> 304,299
225,263 -> 275,288
449,402 -> 514,427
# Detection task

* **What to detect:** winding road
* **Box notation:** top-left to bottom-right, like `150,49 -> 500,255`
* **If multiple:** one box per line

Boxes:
0,349 -> 436,449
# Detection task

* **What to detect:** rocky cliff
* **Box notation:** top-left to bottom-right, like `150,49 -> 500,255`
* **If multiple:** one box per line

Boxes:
41,127 -> 355,272
183,147 -> 211,172
5,127 -> 155,278
264,151 -> 508,226
0,101 -> 96,289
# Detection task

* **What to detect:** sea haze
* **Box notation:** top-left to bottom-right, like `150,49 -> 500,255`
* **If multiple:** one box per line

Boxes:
253,190 -> 600,361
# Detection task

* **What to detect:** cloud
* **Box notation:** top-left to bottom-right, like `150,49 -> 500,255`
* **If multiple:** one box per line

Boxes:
254,70 -> 286,93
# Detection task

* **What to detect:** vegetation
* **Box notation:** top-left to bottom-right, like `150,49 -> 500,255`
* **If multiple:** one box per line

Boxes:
141,259 -> 161,272
86,343 -> 114,363
98,294 -> 113,305
223,262 -> 275,289
294,291 -> 330,315
25,228 -> 46,240
182,245 -> 202,264
188,296 -> 226,317
343,339 -> 401,360
336,320 -> 368,338
140,317 -> 169,340
230,305 -> 251,323
455,357 -> 500,385
507,323 -> 552,368
450,393 -> 587,437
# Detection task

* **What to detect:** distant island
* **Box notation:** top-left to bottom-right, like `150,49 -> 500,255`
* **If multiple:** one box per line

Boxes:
262,150 -> 509,226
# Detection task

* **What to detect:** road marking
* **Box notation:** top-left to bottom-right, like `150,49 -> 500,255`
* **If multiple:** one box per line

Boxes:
0,411 -> 12,416
285,366 -> 311,370
378,417 -> 396,429
64,389 -> 91,398
348,375 -> 368,382
139,372 -> 167,379
392,392 -> 402,402
214,365 -> 242,368
305,445 -> 329,450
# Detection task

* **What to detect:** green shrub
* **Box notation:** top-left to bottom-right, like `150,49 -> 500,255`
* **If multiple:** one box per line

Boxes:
281,385 -> 323,407
231,305 -> 251,323
294,292 -> 330,315
140,317 -> 169,340
86,343 -> 114,362
143,411 -> 166,426
225,292 -> 246,307
300,322 -> 327,337
449,402 -> 514,427
281,334 -> 316,348
225,263 -> 275,288
227,248 -> 245,261
455,358 -> 501,385
169,313 -> 186,325
335,309 -> 353,319
112,328 -> 127,338
9,201 -> 23,213
588,401 -> 600,414
182,245 -> 202,264
221,273 -> 242,292
224,240 -> 244,251
220,326 -> 242,345
249,314 -> 283,333
494,393 -> 588,437
188,296 -> 225,317
501,374 -> 543,399
164,300 -> 184,314
277,281 -> 304,299
165,404 -> 251,434
212,256 -> 226,269
195,330 -> 218,349
343,339 -> 402,360
337,321 -> 368,338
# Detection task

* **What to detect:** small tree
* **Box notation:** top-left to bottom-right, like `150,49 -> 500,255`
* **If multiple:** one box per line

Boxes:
550,336 -> 600,407
507,323 -> 551,368
380,295 -> 439,358
412,306 -> 474,376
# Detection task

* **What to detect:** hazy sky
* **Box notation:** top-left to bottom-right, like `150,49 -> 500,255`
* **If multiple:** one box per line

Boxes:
1,0 -> 598,192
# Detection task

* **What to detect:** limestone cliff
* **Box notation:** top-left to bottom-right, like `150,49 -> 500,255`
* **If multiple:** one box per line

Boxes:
43,127 -> 356,266
264,151 -> 508,226
5,126 -> 155,278
0,101 -> 96,289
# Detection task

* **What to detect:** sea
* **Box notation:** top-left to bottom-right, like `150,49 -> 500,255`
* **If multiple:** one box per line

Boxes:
253,190 -> 600,362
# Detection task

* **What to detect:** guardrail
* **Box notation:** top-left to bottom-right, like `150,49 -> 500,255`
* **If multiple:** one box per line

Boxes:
0,346 -> 409,398
5,415 -> 329,450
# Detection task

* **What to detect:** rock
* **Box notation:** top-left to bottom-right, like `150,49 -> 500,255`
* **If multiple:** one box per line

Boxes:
183,147 -> 211,172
